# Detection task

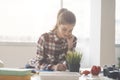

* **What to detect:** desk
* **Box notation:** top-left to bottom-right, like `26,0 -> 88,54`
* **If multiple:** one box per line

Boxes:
31,72 -> 80,80
31,72 -> 113,80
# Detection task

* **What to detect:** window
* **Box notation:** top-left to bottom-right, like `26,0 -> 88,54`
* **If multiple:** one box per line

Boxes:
0,0 -> 60,42
115,0 -> 120,44
0,0 -> 90,43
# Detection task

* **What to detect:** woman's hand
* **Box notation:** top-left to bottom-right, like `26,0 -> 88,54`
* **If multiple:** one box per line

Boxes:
53,63 -> 67,71
67,35 -> 74,50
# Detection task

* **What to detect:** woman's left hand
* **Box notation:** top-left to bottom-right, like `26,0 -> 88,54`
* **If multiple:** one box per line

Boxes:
67,35 -> 74,50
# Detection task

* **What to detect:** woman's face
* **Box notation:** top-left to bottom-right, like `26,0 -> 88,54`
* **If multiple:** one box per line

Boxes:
57,24 -> 74,39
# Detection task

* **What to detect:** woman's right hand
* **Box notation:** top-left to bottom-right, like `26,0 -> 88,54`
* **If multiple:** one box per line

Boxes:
53,63 -> 67,71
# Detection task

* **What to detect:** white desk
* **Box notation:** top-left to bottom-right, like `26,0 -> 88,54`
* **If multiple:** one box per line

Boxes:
31,72 -> 113,80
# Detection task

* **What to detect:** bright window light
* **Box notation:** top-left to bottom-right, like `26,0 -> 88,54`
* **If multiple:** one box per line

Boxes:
0,0 -> 90,43
115,0 -> 120,44
0,0 -> 60,42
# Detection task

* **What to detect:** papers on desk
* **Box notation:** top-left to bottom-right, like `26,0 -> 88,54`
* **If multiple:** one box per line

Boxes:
31,72 -> 114,80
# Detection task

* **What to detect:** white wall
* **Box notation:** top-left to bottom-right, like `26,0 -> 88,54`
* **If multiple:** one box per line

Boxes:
0,42 -> 36,68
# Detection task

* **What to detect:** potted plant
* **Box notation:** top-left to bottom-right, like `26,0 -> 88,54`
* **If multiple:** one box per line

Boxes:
66,50 -> 82,72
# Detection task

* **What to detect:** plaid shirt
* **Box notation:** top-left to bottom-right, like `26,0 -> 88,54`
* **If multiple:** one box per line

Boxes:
27,31 -> 77,70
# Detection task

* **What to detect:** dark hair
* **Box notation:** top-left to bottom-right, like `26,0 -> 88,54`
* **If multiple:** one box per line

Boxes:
52,8 -> 76,32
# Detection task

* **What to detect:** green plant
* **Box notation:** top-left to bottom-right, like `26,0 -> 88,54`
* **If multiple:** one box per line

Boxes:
66,50 -> 82,72
66,50 -> 82,64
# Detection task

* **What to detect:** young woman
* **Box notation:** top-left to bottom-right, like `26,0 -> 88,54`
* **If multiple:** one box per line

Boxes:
26,8 -> 77,71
